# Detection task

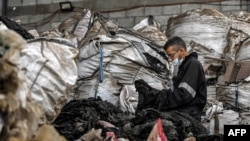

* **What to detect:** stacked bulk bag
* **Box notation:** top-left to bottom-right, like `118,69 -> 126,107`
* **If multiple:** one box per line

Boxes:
75,14 -> 170,113
167,9 -> 230,80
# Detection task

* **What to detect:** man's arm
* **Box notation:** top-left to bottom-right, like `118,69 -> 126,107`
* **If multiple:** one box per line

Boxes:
160,60 -> 203,108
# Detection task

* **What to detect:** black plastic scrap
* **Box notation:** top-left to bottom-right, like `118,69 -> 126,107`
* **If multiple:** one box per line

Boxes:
52,97 -> 215,141
52,97 -> 130,141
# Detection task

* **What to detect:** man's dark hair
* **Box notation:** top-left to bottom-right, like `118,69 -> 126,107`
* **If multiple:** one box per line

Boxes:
163,36 -> 186,51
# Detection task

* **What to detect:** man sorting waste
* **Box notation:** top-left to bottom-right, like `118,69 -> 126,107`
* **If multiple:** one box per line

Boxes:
135,36 -> 207,122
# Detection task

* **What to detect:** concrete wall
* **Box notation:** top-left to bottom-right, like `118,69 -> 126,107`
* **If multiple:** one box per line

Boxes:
0,1 -> 2,16
0,0 -> 7,16
6,0 -> 249,33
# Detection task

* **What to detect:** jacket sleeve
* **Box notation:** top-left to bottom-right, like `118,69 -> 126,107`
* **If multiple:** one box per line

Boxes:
161,59 -> 204,109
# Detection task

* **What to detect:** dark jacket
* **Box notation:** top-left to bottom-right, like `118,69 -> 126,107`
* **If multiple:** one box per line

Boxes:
160,52 -> 207,121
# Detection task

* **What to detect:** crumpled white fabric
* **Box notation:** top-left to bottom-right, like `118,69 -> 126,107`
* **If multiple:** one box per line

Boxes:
76,33 -> 169,107
0,29 -> 43,141
133,16 -> 160,31
119,85 -> 138,114
204,110 -> 239,134
0,113 -> 3,134
0,21 -> 8,30
204,102 -> 223,121
18,37 -> 78,123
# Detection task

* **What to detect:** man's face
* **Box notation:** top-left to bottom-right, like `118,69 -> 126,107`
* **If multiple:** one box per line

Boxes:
165,46 -> 179,62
